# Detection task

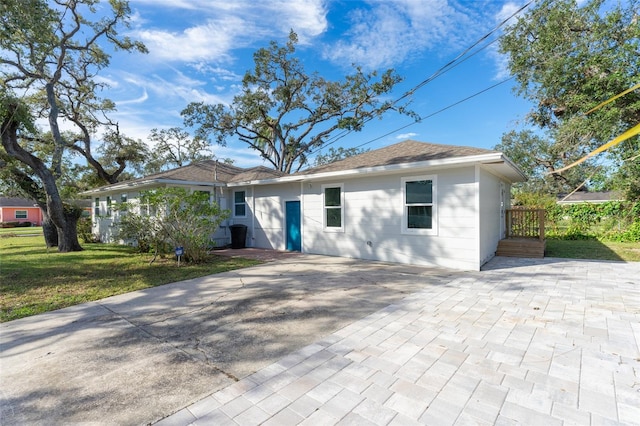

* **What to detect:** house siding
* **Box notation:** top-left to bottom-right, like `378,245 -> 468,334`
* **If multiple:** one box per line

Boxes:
0,207 -> 42,225
257,166 -> 481,271
250,183 -> 302,250
478,167 -> 503,268
92,185 -> 229,245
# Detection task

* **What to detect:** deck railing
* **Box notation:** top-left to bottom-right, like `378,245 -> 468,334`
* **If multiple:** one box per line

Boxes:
506,208 -> 545,241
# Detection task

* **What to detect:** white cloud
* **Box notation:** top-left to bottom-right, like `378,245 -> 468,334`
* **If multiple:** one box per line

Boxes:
396,132 -> 418,140
135,18 -> 242,63
496,1 -> 523,24
324,0 -> 476,70
131,0 -> 328,63
116,89 -> 149,105
488,1 -> 528,81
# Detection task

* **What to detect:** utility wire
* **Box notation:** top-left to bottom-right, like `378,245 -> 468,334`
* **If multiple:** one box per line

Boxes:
303,0 -> 535,165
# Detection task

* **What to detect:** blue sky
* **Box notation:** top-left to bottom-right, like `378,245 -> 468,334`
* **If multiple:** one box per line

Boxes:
99,0 -> 534,169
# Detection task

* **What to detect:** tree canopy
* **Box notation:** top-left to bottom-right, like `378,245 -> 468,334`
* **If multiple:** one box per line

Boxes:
143,127 -> 213,175
182,31 -> 414,174
497,0 -> 640,198
1,0 -> 147,251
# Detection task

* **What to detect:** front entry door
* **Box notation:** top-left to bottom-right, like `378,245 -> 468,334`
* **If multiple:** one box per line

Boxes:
285,201 -> 301,251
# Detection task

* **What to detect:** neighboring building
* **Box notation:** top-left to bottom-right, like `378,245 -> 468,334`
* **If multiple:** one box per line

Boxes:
83,140 -> 527,271
0,197 -> 43,226
0,197 -> 92,227
556,191 -> 623,205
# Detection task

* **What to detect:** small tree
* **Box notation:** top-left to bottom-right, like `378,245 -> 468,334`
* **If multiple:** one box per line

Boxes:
117,188 -> 229,263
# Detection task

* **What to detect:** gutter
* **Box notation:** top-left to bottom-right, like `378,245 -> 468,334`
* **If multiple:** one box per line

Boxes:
228,152 -> 522,187
80,179 -> 225,195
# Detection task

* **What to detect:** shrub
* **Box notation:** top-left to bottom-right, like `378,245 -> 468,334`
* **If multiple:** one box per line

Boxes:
77,216 -> 100,243
116,188 -> 230,263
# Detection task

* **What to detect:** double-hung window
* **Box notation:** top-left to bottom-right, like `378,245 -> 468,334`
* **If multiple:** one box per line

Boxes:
106,196 -> 112,217
402,175 -> 436,235
120,194 -> 127,213
15,210 -> 27,219
233,190 -> 246,217
94,198 -> 100,216
322,184 -> 344,232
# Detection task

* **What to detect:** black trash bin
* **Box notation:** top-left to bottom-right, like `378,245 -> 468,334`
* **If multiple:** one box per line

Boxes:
229,224 -> 247,249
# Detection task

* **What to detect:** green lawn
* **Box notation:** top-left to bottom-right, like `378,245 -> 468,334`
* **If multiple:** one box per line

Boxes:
545,238 -> 640,262
0,226 -> 43,236
0,236 -> 261,322
1,234 -> 638,323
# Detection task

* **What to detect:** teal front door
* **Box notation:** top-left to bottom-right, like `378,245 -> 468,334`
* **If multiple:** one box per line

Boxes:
285,201 -> 301,251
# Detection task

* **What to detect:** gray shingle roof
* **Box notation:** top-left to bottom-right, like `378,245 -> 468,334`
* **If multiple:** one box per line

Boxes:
141,160 -> 244,183
297,140 -> 495,175
0,197 -> 39,207
229,166 -> 285,183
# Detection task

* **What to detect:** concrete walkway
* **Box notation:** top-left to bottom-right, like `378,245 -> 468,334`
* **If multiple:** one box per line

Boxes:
157,257 -> 640,426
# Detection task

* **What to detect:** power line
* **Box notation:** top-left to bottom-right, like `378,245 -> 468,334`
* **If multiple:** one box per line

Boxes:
303,0 -> 535,165
350,77 -> 515,151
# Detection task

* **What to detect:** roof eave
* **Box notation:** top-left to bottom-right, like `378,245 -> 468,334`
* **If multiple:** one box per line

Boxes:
80,179 -> 224,195
228,153 -> 526,186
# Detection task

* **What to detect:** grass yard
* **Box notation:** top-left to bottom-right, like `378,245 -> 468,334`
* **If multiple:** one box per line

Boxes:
0,226 -> 44,236
545,238 -> 640,262
0,236 -> 261,322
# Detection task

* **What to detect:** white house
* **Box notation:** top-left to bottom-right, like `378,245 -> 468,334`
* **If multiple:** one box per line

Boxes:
83,140 -> 526,271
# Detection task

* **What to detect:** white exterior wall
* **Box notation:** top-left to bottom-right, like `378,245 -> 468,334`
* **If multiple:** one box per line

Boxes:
291,166 -> 480,271
478,167 -> 506,268
92,184 -> 228,245
93,191 -> 134,243
249,183 -> 302,249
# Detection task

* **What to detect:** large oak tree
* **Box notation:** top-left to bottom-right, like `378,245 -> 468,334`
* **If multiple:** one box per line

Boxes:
182,31 -> 414,174
1,0 -> 147,251
498,0 -> 640,198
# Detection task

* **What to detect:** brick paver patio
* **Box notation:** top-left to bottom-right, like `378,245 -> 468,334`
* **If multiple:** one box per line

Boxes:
157,257 -> 640,425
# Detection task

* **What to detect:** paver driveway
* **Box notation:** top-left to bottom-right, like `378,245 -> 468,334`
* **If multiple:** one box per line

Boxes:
0,254 -> 455,425
158,256 -> 640,425
1,255 -> 639,425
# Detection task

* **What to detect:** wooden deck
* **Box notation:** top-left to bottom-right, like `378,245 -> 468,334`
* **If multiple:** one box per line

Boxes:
497,208 -> 546,258
496,237 -> 546,258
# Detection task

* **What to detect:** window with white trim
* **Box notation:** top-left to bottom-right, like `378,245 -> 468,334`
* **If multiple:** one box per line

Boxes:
106,196 -> 112,217
15,210 -> 27,219
322,184 -> 344,232
402,175 -> 436,235
120,193 -> 127,213
233,190 -> 246,217
94,198 -> 100,216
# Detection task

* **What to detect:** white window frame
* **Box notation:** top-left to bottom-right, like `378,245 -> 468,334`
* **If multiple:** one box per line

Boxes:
401,175 -> 437,235
106,196 -> 112,217
322,183 -> 344,233
233,190 -> 247,218
15,210 -> 28,219
94,198 -> 100,217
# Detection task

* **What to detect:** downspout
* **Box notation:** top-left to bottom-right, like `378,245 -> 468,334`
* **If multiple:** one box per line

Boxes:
251,185 -> 255,248
474,164 -> 481,271
300,180 -> 304,253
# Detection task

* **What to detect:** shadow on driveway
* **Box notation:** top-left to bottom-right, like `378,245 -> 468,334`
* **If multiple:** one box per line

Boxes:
0,254 -> 457,425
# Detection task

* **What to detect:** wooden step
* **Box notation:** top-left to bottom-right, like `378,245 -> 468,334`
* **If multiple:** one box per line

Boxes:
496,238 -> 545,258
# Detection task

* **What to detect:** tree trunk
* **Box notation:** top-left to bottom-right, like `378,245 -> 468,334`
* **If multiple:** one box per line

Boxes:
42,212 -> 58,248
58,206 -> 83,252
1,101 -> 82,252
